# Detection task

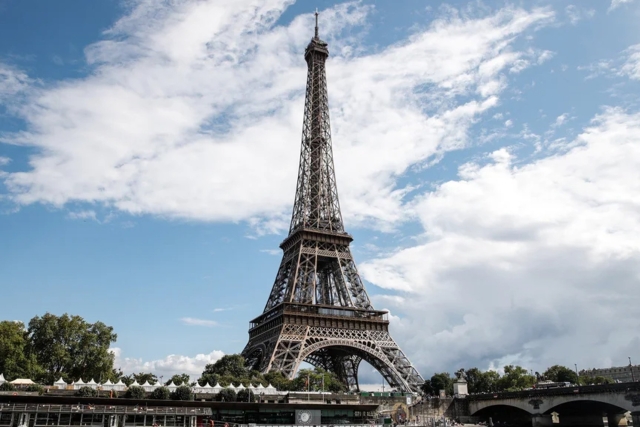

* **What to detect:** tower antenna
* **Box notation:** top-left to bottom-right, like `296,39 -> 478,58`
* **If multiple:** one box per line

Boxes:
314,9 -> 319,38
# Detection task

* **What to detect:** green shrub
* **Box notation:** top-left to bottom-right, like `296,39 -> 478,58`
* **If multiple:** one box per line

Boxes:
25,384 -> 45,395
125,386 -> 146,399
171,385 -> 193,401
150,387 -> 170,400
75,386 -> 98,397
0,382 -> 15,391
216,388 -> 236,402
236,389 -> 255,402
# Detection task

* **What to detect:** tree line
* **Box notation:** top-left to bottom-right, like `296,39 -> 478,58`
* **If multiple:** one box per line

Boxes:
1,313 -> 615,399
422,365 -> 615,396
0,313 -> 345,399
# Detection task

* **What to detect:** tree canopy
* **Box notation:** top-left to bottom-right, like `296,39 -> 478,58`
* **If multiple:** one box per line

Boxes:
543,365 -> 578,384
26,313 -> 117,384
0,321 -> 39,381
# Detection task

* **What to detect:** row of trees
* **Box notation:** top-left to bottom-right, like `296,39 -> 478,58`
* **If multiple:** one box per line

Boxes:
422,365 -> 615,396
0,313 -> 346,396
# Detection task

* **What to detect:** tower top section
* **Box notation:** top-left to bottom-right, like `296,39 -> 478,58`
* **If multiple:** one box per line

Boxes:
305,10 -> 329,60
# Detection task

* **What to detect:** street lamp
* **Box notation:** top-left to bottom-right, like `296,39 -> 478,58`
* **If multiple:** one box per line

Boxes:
629,357 -> 636,382
574,364 -> 579,385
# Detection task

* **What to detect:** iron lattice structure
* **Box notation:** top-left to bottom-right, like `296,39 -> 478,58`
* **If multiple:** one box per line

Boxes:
241,15 -> 424,393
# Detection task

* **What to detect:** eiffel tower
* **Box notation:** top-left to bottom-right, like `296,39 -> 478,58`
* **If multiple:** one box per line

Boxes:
241,13 -> 424,393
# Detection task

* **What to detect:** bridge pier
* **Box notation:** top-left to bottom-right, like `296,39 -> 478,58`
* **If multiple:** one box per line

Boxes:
607,413 -> 627,427
531,414 -> 553,427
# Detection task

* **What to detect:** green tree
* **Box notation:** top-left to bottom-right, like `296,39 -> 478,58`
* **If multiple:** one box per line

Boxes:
26,313 -> 117,384
202,355 -> 247,378
236,389 -> 255,402
430,372 -> 453,396
420,379 -> 434,396
0,382 -> 15,391
171,385 -> 193,401
543,365 -> 578,384
25,384 -> 45,395
133,372 -> 158,385
120,375 -> 135,386
263,371 -> 294,391
497,365 -> 535,391
0,321 -> 40,380
217,388 -> 237,402
75,386 -> 98,397
150,386 -> 171,400
125,385 -> 146,399
167,374 -> 191,386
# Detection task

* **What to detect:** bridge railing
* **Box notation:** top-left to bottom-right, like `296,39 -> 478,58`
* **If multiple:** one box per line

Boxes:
466,382 -> 640,401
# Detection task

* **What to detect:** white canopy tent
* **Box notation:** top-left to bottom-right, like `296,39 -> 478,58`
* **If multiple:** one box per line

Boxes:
130,380 -> 140,388
212,383 -> 223,394
113,380 -> 126,391
73,379 -> 86,390
10,379 -> 35,386
0,374 -> 6,385
86,379 -> 98,390
166,381 -> 178,392
141,381 -> 156,392
53,377 -> 67,389
101,379 -> 114,390
265,383 -> 277,394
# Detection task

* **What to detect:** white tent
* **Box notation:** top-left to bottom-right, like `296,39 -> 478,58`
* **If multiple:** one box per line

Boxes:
256,383 -> 265,391
113,380 -> 126,391
203,382 -> 214,393
227,383 -> 237,392
73,379 -> 86,390
212,383 -> 223,394
0,374 -> 5,385
166,381 -> 178,392
86,379 -> 98,390
130,380 -> 140,387
53,377 -> 67,388
248,384 -> 256,392
141,380 -> 156,392
101,379 -> 114,391
192,382 -> 205,393
265,383 -> 277,394
236,383 -> 245,391
10,379 -> 35,386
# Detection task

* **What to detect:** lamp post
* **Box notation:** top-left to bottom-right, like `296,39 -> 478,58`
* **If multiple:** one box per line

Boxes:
574,364 -> 579,385
630,357 -> 636,382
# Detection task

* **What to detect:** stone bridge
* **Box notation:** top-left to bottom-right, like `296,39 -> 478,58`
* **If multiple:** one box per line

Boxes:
466,383 -> 640,427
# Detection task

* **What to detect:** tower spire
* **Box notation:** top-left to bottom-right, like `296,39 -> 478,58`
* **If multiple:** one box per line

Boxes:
314,9 -> 319,39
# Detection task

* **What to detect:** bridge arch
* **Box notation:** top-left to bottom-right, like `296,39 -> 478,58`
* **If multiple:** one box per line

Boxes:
292,338 -> 414,392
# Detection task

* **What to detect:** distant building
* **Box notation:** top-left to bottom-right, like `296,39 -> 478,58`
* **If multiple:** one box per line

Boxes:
581,365 -> 640,383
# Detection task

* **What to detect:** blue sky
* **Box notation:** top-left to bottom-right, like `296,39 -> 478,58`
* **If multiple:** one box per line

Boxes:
1,0 -> 640,387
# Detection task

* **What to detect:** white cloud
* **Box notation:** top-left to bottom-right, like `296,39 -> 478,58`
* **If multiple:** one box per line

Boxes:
565,5 -> 595,25
620,44 -> 640,80
361,108 -> 640,374
110,347 -> 224,378
180,317 -> 218,327
504,119 -> 513,128
553,113 -> 569,127
67,210 -> 98,221
0,1 -> 554,232
0,63 -> 30,100
609,0 -> 634,12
